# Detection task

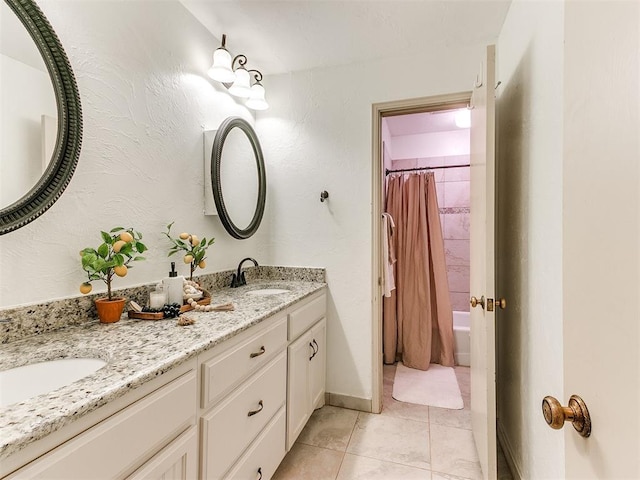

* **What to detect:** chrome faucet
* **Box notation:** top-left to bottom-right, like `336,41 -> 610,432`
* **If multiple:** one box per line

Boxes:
230,257 -> 259,288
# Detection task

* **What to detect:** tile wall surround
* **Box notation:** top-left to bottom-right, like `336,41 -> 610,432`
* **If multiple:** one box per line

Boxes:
390,154 -> 471,312
0,266 -> 325,344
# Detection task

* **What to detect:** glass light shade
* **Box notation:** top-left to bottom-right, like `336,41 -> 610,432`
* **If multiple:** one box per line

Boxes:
228,67 -> 251,98
208,47 -> 235,83
246,83 -> 269,110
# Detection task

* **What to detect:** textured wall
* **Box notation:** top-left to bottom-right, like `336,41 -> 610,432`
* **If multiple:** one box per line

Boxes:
0,1 -> 271,308
257,45 -> 485,400
496,0 -> 565,477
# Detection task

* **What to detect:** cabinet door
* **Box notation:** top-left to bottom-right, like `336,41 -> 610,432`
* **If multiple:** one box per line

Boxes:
127,427 -> 197,480
286,329 -> 314,450
309,318 -> 326,411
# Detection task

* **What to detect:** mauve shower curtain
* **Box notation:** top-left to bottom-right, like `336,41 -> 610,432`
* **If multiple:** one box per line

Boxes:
383,172 -> 455,370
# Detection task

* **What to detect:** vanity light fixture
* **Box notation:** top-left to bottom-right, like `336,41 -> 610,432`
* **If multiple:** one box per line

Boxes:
207,34 -> 235,83
245,72 -> 269,110
208,34 -> 269,110
228,63 -> 251,98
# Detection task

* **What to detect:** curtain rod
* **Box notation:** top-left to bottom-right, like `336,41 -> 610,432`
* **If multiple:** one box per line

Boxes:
385,163 -> 470,176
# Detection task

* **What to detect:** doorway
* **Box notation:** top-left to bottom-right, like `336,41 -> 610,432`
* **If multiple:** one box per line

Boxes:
371,91 -> 513,478
371,92 -> 471,413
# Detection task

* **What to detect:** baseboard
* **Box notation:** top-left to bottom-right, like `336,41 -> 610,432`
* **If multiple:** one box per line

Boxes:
497,419 -> 523,480
325,392 -> 372,412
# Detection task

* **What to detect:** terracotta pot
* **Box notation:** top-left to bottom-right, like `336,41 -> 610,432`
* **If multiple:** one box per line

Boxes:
95,297 -> 126,324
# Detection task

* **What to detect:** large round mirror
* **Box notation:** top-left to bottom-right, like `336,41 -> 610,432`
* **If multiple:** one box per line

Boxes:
0,0 -> 82,235
211,117 -> 266,239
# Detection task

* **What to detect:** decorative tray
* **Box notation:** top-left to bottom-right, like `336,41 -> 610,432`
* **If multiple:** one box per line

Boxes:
128,289 -> 212,320
128,310 -> 164,320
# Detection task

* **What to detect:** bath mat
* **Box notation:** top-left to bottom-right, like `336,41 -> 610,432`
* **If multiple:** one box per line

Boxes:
392,362 -> 463,409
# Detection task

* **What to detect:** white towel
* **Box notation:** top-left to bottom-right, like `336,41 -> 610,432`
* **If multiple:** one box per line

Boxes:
382,213 -> 396,297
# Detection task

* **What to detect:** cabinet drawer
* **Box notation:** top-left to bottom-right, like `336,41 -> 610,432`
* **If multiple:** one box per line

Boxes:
288,293 -> 326,341
9,368 -> 196,479
201,315 -> 287,409
224,406 -> 286,480
201,352 -> 286,480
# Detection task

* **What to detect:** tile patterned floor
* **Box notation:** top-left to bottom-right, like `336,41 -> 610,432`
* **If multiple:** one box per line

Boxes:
273,364 -> 513,480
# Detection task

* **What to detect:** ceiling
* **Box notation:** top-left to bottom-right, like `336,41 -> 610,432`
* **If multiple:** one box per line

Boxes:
180,0 -> 511,76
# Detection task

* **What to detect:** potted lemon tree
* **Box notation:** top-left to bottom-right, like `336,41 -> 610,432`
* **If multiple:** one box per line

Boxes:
163,222 -> 214,281
80,227 -> 147,323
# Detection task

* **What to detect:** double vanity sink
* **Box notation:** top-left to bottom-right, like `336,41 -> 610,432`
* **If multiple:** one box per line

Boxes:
0,284 -> 293,410
0,276 -> 326,478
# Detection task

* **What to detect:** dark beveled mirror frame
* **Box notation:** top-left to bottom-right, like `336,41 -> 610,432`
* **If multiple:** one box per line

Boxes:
211,117 -> 266,240
0,0 -> 82,235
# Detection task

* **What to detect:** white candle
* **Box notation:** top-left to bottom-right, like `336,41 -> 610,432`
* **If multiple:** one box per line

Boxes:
149,291 -> 166,309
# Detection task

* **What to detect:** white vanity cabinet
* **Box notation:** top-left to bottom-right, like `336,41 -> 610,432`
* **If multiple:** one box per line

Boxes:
286,292 -> 327,451
5,360 -> 198,480
198,314 -> 288,480
1,286 -> 327,480
198,289 -> 327,479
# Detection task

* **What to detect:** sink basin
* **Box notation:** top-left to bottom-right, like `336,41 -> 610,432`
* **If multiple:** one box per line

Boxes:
246,288 -> 290,296
0,358 -> 107,407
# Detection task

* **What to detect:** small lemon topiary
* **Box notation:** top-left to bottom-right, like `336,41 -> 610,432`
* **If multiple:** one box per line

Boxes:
80,227 -> 147,300
163,222 -> 214,280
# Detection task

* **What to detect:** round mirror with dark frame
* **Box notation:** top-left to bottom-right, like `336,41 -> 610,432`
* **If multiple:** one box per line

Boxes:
211,117 -> 266,240
0,0 -> 82,235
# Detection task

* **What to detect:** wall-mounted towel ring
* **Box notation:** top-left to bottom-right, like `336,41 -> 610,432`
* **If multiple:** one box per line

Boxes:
320,191 -> 329,202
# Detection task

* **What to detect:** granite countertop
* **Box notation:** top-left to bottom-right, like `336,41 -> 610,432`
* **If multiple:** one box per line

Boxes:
0,278 -> 326,460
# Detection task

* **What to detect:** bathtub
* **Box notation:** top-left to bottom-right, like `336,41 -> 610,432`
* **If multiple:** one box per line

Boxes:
453,310 -> 470,367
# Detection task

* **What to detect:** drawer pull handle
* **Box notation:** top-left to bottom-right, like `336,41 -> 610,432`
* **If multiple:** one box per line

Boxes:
250,346 -> 266,358
313,339 -> 319,355
248,400 -> 264,417
257,467 -> 263,480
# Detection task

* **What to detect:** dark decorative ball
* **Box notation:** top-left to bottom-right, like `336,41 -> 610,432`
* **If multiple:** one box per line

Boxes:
162,303 -> 182,319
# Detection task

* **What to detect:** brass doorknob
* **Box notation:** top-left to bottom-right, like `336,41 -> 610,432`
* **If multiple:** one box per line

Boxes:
496,298 -> 506,309
470,295 -> 485,309
542,395 -> 591,437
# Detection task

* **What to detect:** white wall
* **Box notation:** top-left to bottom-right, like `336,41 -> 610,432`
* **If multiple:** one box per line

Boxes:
0,1 -> 271,308
0,55 -> 57,207
390,129 -> 470,160
257,45 -> 485,401
496,0 -> 564,477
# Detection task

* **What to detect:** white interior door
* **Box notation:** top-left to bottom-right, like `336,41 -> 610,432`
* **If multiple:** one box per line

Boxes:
469,44 -> 497,480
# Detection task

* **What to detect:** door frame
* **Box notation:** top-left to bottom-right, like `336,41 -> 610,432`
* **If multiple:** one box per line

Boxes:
370,91 -> 472,413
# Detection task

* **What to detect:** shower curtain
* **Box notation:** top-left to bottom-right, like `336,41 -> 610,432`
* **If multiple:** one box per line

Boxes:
383,172 -> 455,370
